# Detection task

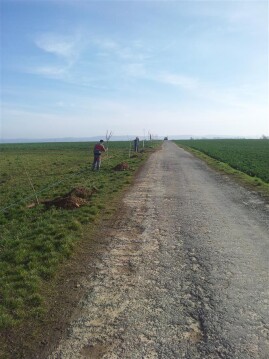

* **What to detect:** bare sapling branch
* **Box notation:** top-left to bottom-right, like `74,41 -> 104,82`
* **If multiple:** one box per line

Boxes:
105,130 -> 113,157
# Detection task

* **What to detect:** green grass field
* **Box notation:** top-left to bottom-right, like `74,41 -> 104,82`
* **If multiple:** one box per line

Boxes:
174,139 -> 269,183
0,140 -> 160,329
1,138 -> 267,331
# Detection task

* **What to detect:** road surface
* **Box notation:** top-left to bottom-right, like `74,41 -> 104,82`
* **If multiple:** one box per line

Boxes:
49,141 -> 269,359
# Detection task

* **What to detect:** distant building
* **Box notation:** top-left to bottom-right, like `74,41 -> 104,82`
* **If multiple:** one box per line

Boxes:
164,137 -> 168,140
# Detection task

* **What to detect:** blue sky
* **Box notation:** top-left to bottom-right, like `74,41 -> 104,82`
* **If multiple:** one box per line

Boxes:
1,0 -> 268,140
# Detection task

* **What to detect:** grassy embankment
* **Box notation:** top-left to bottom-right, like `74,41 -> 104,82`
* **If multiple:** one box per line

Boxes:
0,140 -> 160,332
174,139 -> 269,197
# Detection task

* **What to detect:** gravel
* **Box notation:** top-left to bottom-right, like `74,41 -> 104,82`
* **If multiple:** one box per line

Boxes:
49,141 -> 269,359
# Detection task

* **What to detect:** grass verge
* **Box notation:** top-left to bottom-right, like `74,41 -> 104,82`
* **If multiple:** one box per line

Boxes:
175,143 -> 269,200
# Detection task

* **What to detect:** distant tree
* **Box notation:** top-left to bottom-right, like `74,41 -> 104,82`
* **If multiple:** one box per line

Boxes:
260,135 -> 269,140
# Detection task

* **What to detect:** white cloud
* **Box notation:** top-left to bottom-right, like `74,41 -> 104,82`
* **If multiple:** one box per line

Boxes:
225,2 -> 268,30
157,73 -> 199,90
27,65 -> 68,79
93,39 -> 119,51
35,33 -> 78,60
2,90 -> 268,139
189,1 -> 268,28
147,70 -> 268,112
93,37 -> 151,62
21,30 -> 88,81
124,63 -> 147,77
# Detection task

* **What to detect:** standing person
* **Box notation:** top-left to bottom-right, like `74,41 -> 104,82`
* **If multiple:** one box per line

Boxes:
92,140 -> 106,170
134,137 -> 139,152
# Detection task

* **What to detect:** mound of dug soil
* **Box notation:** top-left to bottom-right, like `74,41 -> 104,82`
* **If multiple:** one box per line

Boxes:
43,186 -> 97,210
113,162 -> 129,171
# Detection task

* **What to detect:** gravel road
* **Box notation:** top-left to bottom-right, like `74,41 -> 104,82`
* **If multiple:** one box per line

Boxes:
49,141 -> 269,359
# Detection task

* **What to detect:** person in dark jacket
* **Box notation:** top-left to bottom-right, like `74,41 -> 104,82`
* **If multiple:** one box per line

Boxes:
92,140 -> 106,170
134,137 -> 139,152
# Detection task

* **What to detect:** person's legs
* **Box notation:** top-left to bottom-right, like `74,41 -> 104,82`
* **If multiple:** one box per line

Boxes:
96,156 -> 101,170
92,155 -> 98,170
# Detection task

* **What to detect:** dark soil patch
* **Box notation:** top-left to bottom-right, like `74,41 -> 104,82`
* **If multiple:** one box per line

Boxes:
43,187 -> 97,210
113,162 -> 129,171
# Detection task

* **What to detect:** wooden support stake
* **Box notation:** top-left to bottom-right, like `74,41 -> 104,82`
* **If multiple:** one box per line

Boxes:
23,164 -> 40,205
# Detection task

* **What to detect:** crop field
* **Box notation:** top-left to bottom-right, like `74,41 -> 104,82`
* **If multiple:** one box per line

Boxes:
174,139 -> 269,183
0,140 -> 160,329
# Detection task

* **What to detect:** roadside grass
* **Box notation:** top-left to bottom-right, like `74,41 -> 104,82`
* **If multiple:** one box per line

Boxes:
0,141 -> 161,332
174,141 -> 269,199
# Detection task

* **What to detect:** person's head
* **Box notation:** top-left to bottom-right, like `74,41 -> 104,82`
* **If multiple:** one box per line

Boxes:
100,139 -> 104,143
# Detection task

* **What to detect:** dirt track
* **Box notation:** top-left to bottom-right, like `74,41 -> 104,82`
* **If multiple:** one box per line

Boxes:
49,141 -> 269,359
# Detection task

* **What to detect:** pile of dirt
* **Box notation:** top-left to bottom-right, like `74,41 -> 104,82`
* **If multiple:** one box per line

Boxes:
113,162 -> 129,171
68,187 -> 95,199
43,186 -> 97,210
